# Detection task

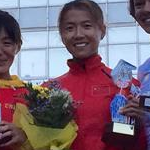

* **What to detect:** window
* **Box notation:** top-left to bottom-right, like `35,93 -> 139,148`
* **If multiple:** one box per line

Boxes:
10,55 -> 18,75
20,7 -> 47,28
20,0 -> 47,7
139,45 -> 150,65
108,2 -> 134,23
49,30 -> 64,47
49,48 -> 71,77
138,26 -> 150,43
0,0 -> 18,8
22,31 -> 48,49
49,6 -> 61,27
49,0 -> 72,6
108,26 -> 136,44
98,46 -> 107,64
109,44 -> 137,68
108,0 -> 126,2
20,50 -> 46,77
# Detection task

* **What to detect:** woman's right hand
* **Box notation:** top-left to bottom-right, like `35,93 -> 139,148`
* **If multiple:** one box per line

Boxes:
0,121 -> 27,147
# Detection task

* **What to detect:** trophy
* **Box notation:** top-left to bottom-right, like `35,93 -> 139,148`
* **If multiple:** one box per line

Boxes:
102,59 -> 139,146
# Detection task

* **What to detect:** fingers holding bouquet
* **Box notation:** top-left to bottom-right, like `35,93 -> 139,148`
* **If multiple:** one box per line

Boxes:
0,121 -> 27,147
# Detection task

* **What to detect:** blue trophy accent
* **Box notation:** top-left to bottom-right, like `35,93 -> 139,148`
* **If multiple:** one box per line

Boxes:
130,84 -> 141,97
111,59 -> 136,88
110,59 -> 136,124
110,94 -> 127,123
102,59 -> 138,146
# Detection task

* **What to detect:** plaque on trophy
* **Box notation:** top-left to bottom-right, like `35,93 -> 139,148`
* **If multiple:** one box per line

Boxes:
102,59 -> 139,146
139,95 -> 150,109
110,94 -> 135,136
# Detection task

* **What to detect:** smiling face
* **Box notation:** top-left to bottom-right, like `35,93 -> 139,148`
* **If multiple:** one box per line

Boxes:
0,28 -> 19,79
133,0 -> 150,33
60,9 -> 104,60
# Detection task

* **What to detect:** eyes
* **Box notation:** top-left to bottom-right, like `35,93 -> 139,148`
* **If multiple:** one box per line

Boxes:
3,40 -> 14,47
65,25 -> 74,32
84,23 -> 93,29
64,22 -> 93,32
0,38 -> 17,54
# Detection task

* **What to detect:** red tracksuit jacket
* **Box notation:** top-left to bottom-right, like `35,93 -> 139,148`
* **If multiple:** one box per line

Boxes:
43,54 -> 147,150
0,87 -> 27,150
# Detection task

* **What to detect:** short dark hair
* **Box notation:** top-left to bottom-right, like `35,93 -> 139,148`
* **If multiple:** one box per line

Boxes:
0,10 -> 22,45
58,0 -> 105,33
129,0 -> 135,18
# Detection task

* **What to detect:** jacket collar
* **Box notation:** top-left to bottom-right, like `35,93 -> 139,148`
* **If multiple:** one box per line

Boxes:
67,54 -> 105,73
0,75 -> 25,88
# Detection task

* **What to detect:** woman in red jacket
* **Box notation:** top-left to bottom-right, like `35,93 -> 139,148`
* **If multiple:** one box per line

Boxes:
43,0 -> 147,149
0,10 -> 33,150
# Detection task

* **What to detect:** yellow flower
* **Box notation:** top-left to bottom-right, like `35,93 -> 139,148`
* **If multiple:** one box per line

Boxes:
37,90 -> 50,99
33,85 -> 48,91
32,85 -> 50,99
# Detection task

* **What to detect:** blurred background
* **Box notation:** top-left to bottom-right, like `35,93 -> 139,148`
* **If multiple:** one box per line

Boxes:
1,0 -> 150,83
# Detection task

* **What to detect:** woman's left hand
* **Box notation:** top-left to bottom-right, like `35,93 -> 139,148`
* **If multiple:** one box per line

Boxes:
0,121 -> 27,147
119,94 -> 145,119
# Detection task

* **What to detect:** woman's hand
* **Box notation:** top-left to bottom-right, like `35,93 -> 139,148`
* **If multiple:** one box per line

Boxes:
119,94 -> 145,119
0,121 -> 27,147
119,94 -> 150,127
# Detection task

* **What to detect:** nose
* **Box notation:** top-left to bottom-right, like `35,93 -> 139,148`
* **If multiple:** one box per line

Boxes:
74,26 -> 84,39
144,0 -> 150,12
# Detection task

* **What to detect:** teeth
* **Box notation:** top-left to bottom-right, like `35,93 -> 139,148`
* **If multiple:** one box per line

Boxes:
75,43 -> 86,47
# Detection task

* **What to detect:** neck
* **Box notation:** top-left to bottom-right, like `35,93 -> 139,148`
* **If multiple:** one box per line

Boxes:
73,54 -> 98,63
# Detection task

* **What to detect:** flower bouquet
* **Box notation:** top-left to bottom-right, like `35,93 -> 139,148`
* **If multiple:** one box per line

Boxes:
13,80 -> 77,150
24,81 -> 75,128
